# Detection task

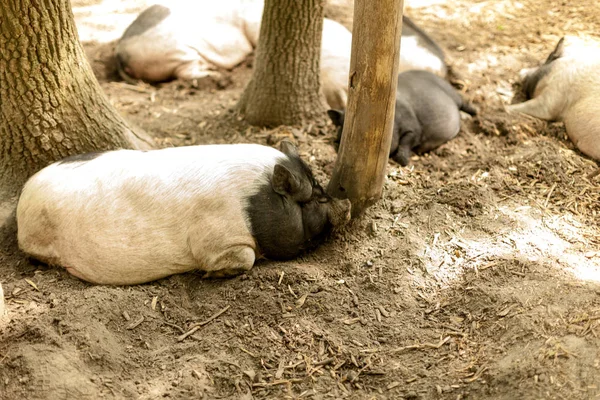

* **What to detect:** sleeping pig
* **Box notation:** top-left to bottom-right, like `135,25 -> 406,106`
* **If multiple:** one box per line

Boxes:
115,0 -> 263,82
507,36 -> 600,161
16,142 -> 351,285
328,70 -> 477,166
115,0 -> 351,110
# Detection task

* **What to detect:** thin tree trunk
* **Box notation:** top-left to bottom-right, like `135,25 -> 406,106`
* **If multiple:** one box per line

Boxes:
0,0 -> 153,202
237,0 -> 327,126
327,0 -> 403,217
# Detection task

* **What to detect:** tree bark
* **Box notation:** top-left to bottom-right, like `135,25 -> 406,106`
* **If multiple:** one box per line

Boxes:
327,0 -> 403,217
237,0 -> 327,127
0,0 -> 153,202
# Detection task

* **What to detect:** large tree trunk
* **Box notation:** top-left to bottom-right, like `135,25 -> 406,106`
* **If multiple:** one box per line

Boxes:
237,0 -> 327,126
327,0 -> 403,217
0,0 -> 153,203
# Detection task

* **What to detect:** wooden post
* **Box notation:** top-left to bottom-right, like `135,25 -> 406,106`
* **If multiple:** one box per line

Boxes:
327,0 -> 404,217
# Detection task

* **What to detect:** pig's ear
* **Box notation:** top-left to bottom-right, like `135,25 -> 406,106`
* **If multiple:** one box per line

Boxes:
545,37 -> 565,64
327,109 -> 344,127
272,164 -> 302,196
279,140 -> 299,158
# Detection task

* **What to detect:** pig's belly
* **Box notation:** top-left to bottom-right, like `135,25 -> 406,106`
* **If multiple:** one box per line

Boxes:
119,31 -> 208,82
17,193 -> 249,285
19,208 -> 195,284
419,110 -> 460,152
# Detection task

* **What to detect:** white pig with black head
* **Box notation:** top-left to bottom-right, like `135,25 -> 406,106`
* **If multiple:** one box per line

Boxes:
16,142 -> 351,285
507,35 -> 600,161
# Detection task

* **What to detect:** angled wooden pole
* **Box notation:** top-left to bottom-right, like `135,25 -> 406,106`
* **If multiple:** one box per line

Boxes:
327,0 -> 404,217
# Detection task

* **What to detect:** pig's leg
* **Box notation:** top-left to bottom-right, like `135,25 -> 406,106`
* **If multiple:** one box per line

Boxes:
506,97 -> 559,121
202,246 -> 256,279
174,61 -> 223,81
391,131 -> 419,166
564,104 -> 600,161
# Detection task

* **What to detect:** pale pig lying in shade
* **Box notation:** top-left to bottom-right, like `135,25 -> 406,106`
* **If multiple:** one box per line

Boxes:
16,142 -> 351,285
507,35 -> 600,161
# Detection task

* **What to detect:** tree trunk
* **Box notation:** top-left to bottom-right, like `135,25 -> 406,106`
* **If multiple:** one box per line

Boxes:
0,0 -> 153,202
237,0 -> 327,126
327,0 -> 403,217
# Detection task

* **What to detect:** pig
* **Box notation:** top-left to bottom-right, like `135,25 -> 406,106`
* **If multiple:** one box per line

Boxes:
115,0 -> 350,109
16,142 -> 351,285
507,36 -> 600,161
115,0 -> 264,83
327,70 -> 477,166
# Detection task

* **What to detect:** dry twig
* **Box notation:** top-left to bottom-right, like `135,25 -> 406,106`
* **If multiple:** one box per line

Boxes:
177,305 -> 231,341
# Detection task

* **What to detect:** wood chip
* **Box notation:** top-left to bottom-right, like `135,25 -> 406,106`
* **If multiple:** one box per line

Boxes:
314,357 -> 334,367
24,279 -> 39,291
239,346 -> 257,357
122,311 -> 131,321
126,316 -> 144,330
295,293 -> 308,308
497,304 -> 516,317
377,305 -> 390,318
151,296 -> 158,311
389,336 -> 451,353
275,359 -> 285,379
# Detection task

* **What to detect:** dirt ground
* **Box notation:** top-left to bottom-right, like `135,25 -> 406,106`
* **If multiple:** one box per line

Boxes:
2,0 -> 600,399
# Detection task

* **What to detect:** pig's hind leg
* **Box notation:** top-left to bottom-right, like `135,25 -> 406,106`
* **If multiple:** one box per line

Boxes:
174,61 -> 224,81
506,95 -> 560,121
202,245 -> 256,279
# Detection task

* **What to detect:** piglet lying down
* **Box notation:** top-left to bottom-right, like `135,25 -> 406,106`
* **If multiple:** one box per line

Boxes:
16,142 -> 351,285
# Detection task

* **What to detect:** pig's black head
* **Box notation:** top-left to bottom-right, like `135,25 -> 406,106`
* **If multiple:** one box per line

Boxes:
247,141 -> 350,260
327,109 -> 345,149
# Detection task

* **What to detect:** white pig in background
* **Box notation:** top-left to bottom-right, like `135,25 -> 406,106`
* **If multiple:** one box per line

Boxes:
16,142 -> 351,285
507,36 -> 600,161
115,0 -> 263,82
115,0 -> 448,110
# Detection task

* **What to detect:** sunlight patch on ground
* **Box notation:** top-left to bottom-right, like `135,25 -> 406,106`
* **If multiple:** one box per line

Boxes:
414,204 -> 600,290
73,0 -> 153,43
405,0 -> 524,22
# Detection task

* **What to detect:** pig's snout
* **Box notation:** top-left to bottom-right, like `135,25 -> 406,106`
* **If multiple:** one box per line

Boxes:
327,198 -> 351,227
